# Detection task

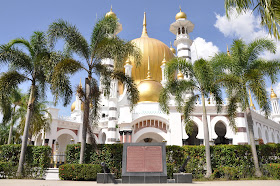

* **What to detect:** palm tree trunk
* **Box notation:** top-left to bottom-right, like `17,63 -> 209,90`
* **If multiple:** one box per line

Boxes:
79,78 -> 90,164
245,107 -> 262,177
17,84 -> 35,176
201,94 -> 212,178
7,124 -> 13,144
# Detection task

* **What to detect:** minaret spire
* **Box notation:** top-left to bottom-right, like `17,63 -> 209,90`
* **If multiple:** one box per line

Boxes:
249,89 -> 255,109
227,45 -> 230,56
141,12 -> 148,37
147,56 -> 152,79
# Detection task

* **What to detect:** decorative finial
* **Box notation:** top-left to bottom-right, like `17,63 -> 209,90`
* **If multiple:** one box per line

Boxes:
248,89 -> 255,109
177,71 -> 184,80
162,51 -> 167,65
147,56 -> 151,79
227,45 -> 230,56
141,12 -> 148,37
271,86 -> 277,98
179,5 -> 182,12
125,57 -> 131,65
110,5 -> 112,12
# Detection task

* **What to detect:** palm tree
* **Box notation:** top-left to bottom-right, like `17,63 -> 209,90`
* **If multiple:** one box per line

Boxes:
0,88 -> 23,144
47,15 -> 141,164
159,58 -> 223,178
225,0 -> 280,39
211,38 -> 280,177
0,31 -> 71,176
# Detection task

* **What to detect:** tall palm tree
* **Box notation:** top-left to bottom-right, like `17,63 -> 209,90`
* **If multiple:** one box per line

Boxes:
211,38 -> 280,177
0,88 -> 23,144
0,31 -> 71,176
225,0 -> 280,39
47,15 -> 141,164
159,58 -> 223,178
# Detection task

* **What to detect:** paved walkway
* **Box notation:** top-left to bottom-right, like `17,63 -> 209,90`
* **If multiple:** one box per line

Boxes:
0,180 -> 279,186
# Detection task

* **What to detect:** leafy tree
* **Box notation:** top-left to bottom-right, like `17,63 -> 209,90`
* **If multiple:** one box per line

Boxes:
225,0 -> 280,39
47,16 -> 141,164
0,31 -> 70,176
159,58 -> 223,178
211,38 -> 280,177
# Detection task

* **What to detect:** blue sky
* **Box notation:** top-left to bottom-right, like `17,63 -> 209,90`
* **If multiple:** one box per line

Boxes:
0,0 -> 279,116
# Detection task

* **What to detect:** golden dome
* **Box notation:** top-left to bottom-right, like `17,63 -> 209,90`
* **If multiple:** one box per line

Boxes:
137,79 -> 162,102
175,7 -> 187,20
271,88 -> 277,98
105,6 -> 117,19
170,42 -> 176,54
130,12 -> 174,85
71,101 -> 84,112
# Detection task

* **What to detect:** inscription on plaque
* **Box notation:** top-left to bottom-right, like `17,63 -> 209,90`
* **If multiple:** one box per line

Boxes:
126,146 -> 162,172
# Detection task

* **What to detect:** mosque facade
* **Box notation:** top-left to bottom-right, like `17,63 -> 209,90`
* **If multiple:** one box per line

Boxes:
33,8 -> 280,155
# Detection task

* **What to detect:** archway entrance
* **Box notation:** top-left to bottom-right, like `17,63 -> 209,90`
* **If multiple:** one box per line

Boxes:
214,121 -> 229,145
136,132 -> 165,143
185,124 -> 200,145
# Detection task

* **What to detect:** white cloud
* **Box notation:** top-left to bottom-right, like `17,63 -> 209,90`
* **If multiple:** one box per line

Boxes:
214,10 -> 280,60
191,37 -> 219,62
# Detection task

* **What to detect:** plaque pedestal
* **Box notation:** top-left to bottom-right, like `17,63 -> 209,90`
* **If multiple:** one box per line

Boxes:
122,143 -> 167,184
173,173 -> 192,183
97,173 -> 117,184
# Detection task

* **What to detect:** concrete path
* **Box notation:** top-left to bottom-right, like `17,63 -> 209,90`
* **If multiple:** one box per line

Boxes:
0,180 -> 280,186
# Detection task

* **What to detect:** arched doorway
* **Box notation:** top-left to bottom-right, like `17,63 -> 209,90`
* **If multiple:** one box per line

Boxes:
136,132 -> 165,143
214,121 -> 229,145
101,133 -> 106,144
185,124 -> 200,145
35,133 -> 43,146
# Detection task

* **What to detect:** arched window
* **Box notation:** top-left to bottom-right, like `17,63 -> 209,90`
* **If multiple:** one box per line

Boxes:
182,27 -> 185,34
214,121 -> 229,145
178,28 -> 181,35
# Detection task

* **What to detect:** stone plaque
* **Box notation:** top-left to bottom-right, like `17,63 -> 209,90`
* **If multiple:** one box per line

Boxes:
126,146 -> 162,172
122,143 -> 167,183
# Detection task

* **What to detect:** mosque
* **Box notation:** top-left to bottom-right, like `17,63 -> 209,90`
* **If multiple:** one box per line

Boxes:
33,8 -> 280,156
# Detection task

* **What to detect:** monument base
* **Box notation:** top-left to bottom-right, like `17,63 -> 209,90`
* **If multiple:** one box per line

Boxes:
173,173 -> 192,183
97,173 -> 117,184
122,175 -> 167,183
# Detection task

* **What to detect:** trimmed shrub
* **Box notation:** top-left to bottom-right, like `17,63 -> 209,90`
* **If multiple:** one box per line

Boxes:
0,144 -> 51,178
263,163 -> 280,179
59,164 -> 102,180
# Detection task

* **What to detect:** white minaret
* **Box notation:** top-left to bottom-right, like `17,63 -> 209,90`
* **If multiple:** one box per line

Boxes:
170,7 -> 194,61
101,7 -> 123,144
270,88 -> 280,123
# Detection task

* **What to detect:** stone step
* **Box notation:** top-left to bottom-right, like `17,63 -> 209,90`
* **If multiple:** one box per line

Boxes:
44,168 -> 60,180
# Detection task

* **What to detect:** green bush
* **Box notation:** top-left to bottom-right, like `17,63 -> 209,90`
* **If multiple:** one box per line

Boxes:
59,164 -> 102,180
0,144 -> 51,178
263,163 -> 280,179
0,162 -> 16,178
65,143 -> 280,179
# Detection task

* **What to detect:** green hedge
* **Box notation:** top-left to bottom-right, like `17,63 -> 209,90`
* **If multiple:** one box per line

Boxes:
263,163 -> 280,179
66,143 -> 280,179
0,144 -> 51,178
59,164 -> 102,180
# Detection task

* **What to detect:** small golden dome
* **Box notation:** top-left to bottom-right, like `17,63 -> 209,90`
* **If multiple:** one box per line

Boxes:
271,88 -> 277,98
177,71 -> 184,79
175,7 -> 187,20
137,79 -> 162,102
105,6 -> 117,19
71,101 -> 84,112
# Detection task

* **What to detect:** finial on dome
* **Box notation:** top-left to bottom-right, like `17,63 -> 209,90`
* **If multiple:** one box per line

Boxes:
175,6 -> 187,20
125,57 -> 131,65
147,56 -> 152,79
177,71 -> 184,80
105,5 -> 117,18
162,51 -> 167,65
248,89 -> 256,109
271,86 -> 277,98
227,45 -> 230,56
141,12 -> 148,37
170,41 -> 176,54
